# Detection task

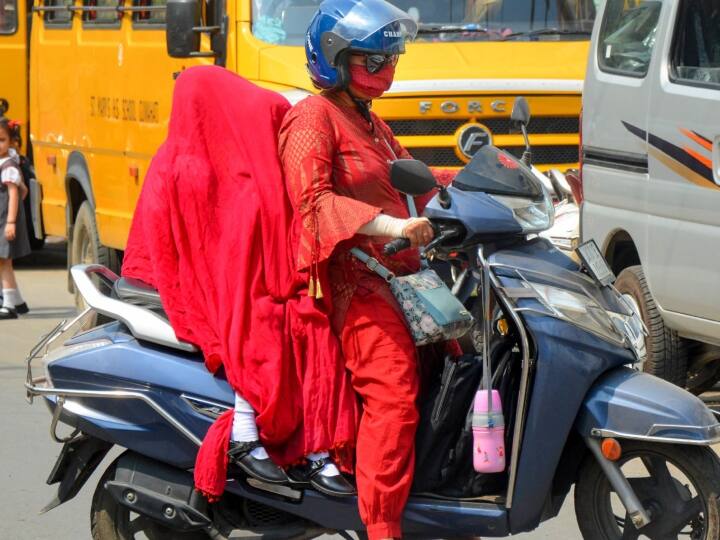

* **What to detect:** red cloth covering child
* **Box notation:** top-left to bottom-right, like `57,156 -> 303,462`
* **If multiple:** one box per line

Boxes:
121,65 -> 358,499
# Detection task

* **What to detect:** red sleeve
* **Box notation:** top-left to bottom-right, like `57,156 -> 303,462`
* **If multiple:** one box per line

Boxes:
279,101 -> 381,273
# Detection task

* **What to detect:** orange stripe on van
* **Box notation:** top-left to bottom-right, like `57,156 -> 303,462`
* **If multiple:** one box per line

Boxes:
684,146 -> 712,169
680,128 -> 713,151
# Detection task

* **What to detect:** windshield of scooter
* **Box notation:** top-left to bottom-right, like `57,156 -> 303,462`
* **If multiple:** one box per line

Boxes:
453,145 -> 543,199
251,0 -> 597,45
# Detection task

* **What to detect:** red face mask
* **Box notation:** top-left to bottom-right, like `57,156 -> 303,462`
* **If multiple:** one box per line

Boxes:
348,63 -> 395,99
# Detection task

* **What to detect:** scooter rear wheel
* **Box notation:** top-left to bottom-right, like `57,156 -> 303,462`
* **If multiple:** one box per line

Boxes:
574,441 -> 720,540
90,463 -> 209,540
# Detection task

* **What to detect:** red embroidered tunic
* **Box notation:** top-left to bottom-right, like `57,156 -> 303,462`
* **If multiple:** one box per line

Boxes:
279,94 -> 454,330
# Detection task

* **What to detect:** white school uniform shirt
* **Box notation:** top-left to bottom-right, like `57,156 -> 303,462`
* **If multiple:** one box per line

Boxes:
0,149 -> 21,186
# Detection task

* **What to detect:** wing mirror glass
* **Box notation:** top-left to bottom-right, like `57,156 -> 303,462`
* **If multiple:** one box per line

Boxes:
390,159 -> 438,195
166,0 -> 201,58
511,97 -> 533,165
511,96 -> 531,127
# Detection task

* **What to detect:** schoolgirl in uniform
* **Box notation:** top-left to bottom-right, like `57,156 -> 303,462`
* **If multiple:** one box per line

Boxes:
0,117 -> 31,319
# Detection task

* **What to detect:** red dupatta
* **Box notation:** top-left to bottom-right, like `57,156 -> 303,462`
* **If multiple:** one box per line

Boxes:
122,66 -> 358,499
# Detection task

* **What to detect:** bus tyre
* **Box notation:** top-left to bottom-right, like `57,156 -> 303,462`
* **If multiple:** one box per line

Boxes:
614,265 -> 688,388
71,201 -> 119,323
24,197 -> 44,250
574,441 -> 720,540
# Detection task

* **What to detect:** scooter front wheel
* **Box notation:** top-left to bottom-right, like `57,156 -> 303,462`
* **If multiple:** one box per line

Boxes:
574,441 -> 720,540
90,463 -> 209,540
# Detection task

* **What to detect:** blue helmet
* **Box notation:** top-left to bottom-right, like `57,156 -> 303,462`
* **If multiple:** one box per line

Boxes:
305,0 -> 418,90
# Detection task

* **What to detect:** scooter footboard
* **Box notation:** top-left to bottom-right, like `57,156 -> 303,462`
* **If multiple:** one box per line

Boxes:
576,367 -> 720,444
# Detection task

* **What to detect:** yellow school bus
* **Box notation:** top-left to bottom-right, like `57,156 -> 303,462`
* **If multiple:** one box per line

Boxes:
0,0 -> 28,149
24,0 -> 593,296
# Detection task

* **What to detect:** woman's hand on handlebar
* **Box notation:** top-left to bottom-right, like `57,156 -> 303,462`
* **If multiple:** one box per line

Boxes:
402,217 -> 434,248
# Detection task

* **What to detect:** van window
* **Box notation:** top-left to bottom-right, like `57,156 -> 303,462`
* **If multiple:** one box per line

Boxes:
83,0 -> 121,25
0,0 -> 17,34
44,0 -> 74,25
671,0 -> 720,88
597,0 -> 662,77
132,0 -> 166,26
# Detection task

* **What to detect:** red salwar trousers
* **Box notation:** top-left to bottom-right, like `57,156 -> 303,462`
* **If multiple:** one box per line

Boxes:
340,290 -> 420,540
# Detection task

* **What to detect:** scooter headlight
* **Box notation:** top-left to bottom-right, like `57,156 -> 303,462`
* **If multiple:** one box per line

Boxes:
527,282 -> 623,343
492,185 -> 555,234
525,282 -> 646,361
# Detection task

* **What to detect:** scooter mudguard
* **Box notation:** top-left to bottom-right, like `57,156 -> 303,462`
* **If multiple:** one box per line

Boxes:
576,367 -> 720,444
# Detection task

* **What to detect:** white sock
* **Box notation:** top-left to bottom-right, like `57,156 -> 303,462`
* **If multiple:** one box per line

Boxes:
2,288 -> 23,308
2,289 -> 15,309
8,288 -> 23,306
307,451 -> 340,477
231,393 -> 269,460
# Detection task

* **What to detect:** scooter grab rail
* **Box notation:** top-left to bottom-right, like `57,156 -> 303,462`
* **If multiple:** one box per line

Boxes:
24,307 -> 205,447
24,383 -> 204,447
70,264 -> 197,353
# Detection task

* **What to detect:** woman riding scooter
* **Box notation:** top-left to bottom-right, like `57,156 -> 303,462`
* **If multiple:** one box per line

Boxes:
279,2 -> 457,537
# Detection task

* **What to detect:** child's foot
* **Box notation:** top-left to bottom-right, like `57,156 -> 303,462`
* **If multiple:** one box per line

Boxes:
0,307 -> 18,320
228,441 -> 288,484
14,302 -> 28,314
287,456 -> 356,497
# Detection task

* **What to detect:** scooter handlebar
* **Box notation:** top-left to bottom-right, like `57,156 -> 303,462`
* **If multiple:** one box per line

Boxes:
383,237 -> 412,256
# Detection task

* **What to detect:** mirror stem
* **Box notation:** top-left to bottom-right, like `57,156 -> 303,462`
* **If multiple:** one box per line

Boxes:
438,186 -> 451,209
520,124 -> 532,166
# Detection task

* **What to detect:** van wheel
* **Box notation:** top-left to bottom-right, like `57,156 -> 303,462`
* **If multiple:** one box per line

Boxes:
91,463 -> 208,540
70,202 -> 119,325
615,265 -> 688,388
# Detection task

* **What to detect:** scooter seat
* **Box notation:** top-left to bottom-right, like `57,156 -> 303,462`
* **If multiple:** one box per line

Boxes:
113,277 -> 164,310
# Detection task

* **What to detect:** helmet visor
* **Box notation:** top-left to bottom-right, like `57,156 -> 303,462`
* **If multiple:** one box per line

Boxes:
332,0 -> 418,48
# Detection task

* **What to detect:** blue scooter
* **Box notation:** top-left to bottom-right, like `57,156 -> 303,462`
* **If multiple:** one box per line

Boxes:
26,99 -> 720,540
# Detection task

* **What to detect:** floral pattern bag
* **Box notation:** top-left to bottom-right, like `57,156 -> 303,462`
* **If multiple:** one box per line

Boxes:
350,248 -> 474,346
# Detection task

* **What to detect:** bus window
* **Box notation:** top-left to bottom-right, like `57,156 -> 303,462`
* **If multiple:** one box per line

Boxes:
132,0 -> 166,26
251,0 -> 596,45
43,0 -> 74,26
0,0 -> 17,34
82,0 -> 121,26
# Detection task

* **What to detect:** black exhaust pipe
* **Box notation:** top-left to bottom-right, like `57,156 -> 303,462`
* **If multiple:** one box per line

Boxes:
105,452 -> 211,532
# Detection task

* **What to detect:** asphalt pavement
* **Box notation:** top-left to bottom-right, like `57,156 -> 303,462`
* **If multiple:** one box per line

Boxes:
1,240 -> 580,539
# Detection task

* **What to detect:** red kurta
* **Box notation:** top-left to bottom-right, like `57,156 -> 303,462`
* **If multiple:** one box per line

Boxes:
279,93 -> 456,539
279,94 -> 452,330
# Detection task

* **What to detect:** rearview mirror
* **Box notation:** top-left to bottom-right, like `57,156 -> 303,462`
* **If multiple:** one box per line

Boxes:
511,96 -> 531,127
390,159 -> 438,195
511,97 -> 532,165
166,0 -> 201,58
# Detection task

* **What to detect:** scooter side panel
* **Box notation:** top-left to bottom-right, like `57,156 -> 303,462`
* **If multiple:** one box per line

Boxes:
576,367 -> 720,443
505,313 -> 634,534
44,392 -> 201,468
46,328 -> 234,467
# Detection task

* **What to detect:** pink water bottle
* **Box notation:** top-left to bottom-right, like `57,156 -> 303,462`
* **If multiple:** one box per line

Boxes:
472,389 -> 506,473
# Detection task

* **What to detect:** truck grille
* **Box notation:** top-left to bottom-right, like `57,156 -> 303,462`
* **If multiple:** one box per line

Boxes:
376,94 -> 582,170
387,117 -> 579,137
408,145 -> 580,168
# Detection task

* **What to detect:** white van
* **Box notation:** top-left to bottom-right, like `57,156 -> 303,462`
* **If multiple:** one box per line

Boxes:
581,0 -> 720,393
